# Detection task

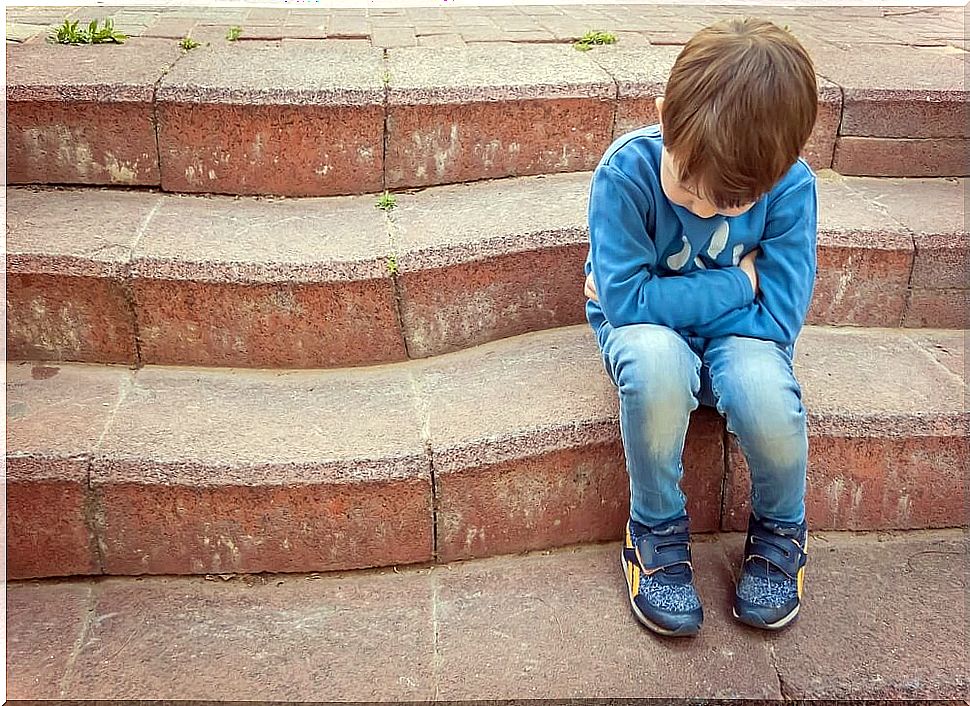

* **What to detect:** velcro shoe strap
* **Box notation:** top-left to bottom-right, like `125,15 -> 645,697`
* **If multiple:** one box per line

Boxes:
635,532 -> 692,573
745,530 -> 806,579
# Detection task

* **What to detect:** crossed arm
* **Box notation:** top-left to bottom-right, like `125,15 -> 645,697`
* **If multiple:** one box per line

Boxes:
586,164 -> 818,346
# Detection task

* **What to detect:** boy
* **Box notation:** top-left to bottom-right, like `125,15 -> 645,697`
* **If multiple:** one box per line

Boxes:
584,18 -> 818,636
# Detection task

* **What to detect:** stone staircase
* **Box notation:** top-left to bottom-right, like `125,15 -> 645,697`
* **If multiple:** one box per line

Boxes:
5,3 -> 968,701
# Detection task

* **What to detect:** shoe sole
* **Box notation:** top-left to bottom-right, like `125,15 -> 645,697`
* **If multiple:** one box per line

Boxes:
733,604 -> 800,631
619,555 -> 701,637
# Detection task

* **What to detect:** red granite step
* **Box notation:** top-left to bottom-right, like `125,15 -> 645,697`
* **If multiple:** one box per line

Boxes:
6,529 -> 965,700
7,174 -> 967,368
6,325 -> 966,579
6,40 -> 967,194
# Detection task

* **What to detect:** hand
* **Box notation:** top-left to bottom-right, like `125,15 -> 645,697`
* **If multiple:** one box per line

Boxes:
584,273 -> 599,302
739,249 -> 759,296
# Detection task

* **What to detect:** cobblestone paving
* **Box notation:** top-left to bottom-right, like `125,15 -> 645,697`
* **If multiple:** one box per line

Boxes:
6,3 -> 966,51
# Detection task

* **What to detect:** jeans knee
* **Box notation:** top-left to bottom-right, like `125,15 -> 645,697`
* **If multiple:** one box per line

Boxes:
719,379 -> 806,466
607,325 -> 698,406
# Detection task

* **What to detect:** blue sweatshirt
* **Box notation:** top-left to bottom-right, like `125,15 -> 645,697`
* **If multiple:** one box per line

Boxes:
585,125 -> 818,347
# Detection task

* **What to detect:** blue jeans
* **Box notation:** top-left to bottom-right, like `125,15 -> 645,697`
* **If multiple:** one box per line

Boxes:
595,322 -> 808,527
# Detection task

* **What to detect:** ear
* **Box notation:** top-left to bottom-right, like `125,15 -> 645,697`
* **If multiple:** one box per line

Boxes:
655,96 -> 665,131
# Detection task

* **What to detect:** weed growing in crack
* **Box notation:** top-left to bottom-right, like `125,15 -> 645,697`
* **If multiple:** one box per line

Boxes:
51,18 -> 127,44
375,191 -> 398,212
574,30 -> 617,51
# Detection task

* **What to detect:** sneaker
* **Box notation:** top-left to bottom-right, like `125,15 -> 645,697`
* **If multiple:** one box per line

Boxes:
733,513 -> 808,630
621,515 -> 703,636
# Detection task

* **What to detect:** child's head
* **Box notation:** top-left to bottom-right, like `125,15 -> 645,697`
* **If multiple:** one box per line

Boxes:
656,18 -> 817,219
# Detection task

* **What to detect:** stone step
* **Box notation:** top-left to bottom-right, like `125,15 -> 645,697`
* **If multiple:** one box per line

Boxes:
6,39 -> 967,195
6,325 -> 966,579
6,529 -> 967,700
7,174 -> 967,368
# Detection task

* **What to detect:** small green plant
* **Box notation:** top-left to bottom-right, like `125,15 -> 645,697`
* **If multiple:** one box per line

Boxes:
574,30 -> 617,51
179,36 -> 201,50
52,19 -> 86,44
382,69 -> 392,87
86,18 -> 127,43
51,18 -> 127,45
227,26 -> 243,41
386,254 -> 399,276
375,191 -> 397,212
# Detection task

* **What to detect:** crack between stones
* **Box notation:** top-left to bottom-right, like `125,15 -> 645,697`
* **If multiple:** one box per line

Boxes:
430,568 -> 442,700
57,584 -> 97,698
838,171 -> 919,328
87,373 -> 135,571
151,46 -> 189,190
384,207 -> 414,360
764,636 -> 796,700
123,197 -> 164,367
381,47 -> 389,193
408,369 -> 439,562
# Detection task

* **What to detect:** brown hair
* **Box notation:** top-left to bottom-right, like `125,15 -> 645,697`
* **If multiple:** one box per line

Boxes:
662,18 -> 818,209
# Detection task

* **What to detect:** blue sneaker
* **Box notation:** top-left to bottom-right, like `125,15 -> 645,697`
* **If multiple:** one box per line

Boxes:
733,513 -> 808,630
621,515 -> 703,636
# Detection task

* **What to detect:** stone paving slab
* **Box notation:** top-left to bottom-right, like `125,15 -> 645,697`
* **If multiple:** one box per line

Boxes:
6,530 -> 967,700
5,325 -> 967,578
129,191 -> 400,368
6,39 -> 181,186
156,42 -> 385,196
385,44 -> 615,188
91,363 -> 434,575
811,43 -> 969,139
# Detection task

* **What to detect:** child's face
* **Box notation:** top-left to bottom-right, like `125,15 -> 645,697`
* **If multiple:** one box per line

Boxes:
660,148 -> 755,219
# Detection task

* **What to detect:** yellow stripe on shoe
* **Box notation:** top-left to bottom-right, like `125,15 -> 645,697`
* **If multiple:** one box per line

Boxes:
796,566 -> 805,598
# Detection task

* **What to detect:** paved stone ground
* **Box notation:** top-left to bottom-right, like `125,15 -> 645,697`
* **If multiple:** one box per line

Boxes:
6,3 -> 966,50
7,529 -> 967,700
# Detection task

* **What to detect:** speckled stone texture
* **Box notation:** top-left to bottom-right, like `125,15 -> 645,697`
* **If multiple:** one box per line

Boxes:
42,573 -> 436,700
757,531 -> 968,699
6,363 -> 128,578
417,326 -> 725,562
842,177 -> 968,326
6,582 -> 93,698
723,327 -> 968,532
157,43 -> 385,196
11,530 -> 964,700
834,136 -> 970,177
385,45 -> 615,188
392,172 -> 590,357
812,43 -> 969,138
5,188 -> 160,364
91,364 -> 433,575
130,191 -> 405,368
6,40 -> 181,185
432,541 -> 780,699
808,176 -> 915,327
589,46 -> 842,171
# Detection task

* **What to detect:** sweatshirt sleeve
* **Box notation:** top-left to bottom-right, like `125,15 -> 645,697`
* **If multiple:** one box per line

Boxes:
688,172 -> 818,346
588,164 -> 756,330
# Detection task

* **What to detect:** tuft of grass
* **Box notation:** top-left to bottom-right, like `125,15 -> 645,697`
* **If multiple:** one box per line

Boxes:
386,254 -> 399,276
227,26 -> 243,41
51,18 -> 127,45
179,35 -> 201,50
375,191 -> 397,212
573,30 -> 617,51
382,69 -> 392,87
